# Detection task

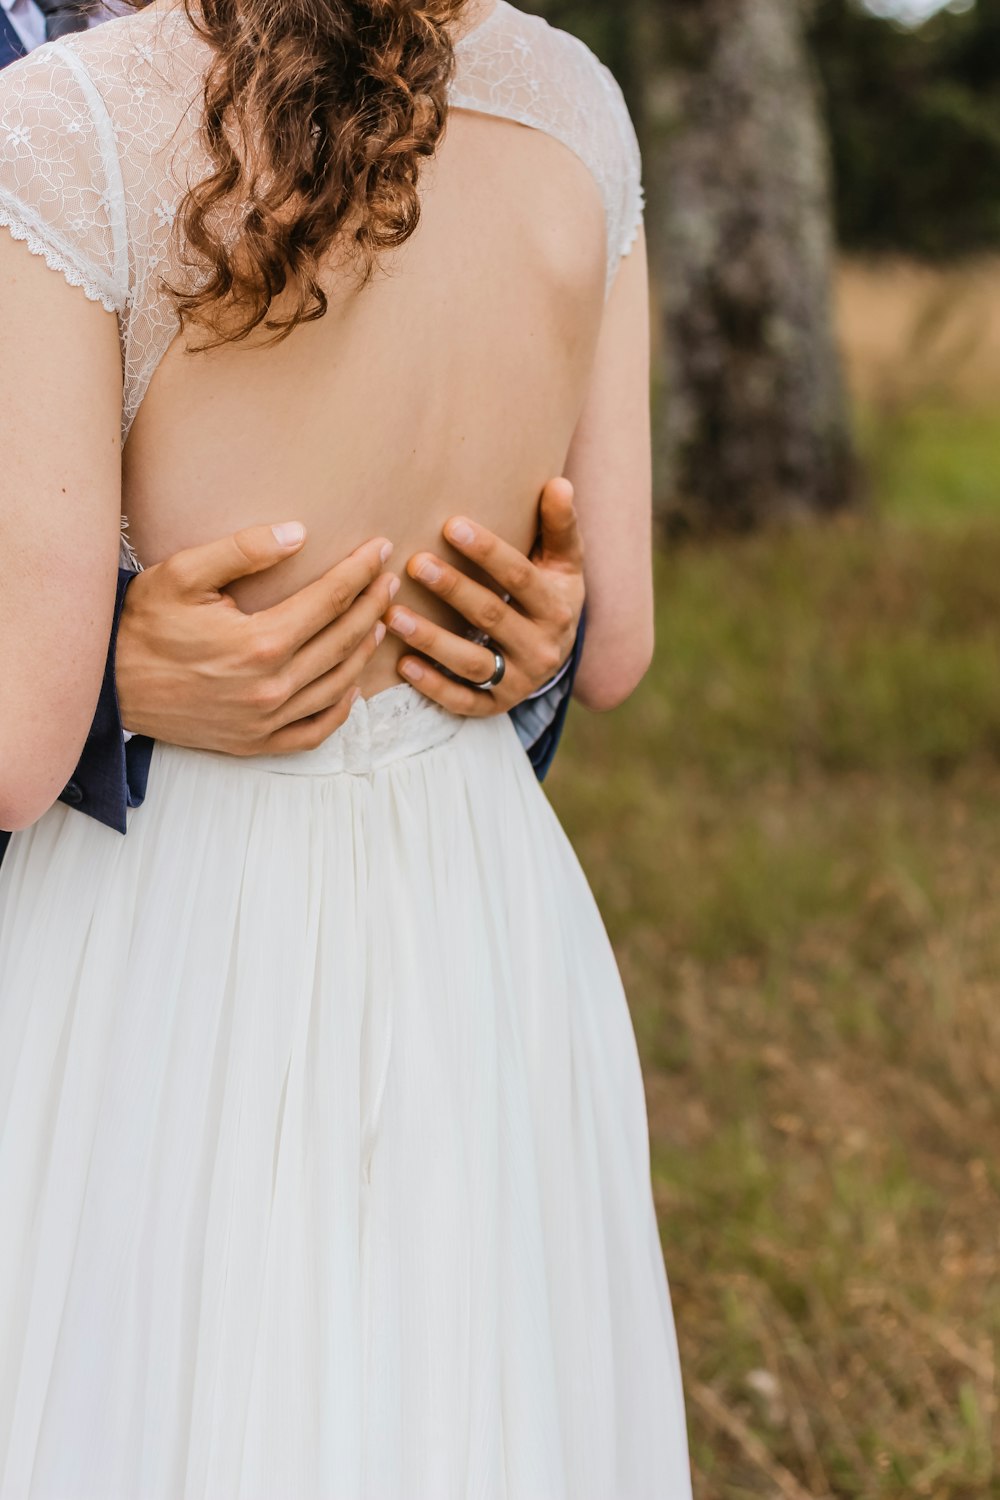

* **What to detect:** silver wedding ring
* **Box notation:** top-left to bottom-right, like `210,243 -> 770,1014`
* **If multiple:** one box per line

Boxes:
470,647 -> 507,692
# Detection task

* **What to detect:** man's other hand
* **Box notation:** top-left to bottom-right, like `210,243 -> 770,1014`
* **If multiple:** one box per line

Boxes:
385,478 -> 586,716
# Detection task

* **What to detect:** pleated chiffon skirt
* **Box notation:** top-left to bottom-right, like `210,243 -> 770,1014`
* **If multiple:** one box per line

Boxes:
0,685 -> 691,1499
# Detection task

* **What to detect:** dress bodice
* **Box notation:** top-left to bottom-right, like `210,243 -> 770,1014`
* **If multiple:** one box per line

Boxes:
0,2 -> 643,451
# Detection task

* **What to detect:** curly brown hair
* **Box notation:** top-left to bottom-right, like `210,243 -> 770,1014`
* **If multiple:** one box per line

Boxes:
144,0 -> 471,346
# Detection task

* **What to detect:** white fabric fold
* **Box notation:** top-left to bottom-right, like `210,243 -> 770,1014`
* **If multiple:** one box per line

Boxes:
0,687 -> 690,1499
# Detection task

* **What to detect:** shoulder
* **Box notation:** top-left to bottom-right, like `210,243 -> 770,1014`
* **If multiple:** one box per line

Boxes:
0,8 -> 196,120
0,9 -> 133,94
462,4 -> 634,120
456,4 -> 641,183
455,4 -> 643,282
0,33 -> 130,313
0,24 -> 124,144
0,36 -> 80,109
37,5 -> 170,68
0,42 -> 106,197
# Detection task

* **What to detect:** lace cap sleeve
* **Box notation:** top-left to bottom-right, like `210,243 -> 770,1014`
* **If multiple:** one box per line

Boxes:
595,61 -> 645,282
451,7 -> 644,297
0,42 -> 127,314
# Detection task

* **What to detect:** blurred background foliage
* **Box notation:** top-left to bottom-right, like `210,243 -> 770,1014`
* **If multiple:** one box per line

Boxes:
528,0 -> 1000,260
814,0 -> 1000,259
518,2 -> 1000,1497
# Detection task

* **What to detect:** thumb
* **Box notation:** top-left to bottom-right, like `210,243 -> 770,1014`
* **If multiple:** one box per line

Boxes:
537,479 -> 583,569
166,521 -> 307,596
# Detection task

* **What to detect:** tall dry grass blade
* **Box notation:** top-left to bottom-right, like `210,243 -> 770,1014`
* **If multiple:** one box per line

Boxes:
690,1382 -> 825,1500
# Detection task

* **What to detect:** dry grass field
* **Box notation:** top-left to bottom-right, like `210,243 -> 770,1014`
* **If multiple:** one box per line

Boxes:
548,259 -> 1000,1499
838,258 -> 1000,409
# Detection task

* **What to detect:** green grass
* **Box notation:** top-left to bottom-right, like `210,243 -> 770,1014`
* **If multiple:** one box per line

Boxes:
548,403 -> 1000,1500
862,402 -> 1000,527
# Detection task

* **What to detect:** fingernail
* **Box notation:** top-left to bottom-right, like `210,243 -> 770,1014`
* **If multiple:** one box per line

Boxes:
349,686 -> 361,705
388,575 -> 401,599
400,659 -> 424,682
374,622 -> 386,646
272,522 -> 305,547
390,608 -> 416,638
380,541 -> 394,563
416,559 -> 444,585
446,519 -> 475,547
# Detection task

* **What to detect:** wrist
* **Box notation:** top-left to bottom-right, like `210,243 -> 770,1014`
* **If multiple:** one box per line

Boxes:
524,648 -> 575,702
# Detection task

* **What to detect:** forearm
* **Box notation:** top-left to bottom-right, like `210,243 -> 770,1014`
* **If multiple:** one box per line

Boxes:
571,588 -> 653,713
0,571 -> 115,829
55,570 -> 151,835
563,234 -> 654,713
0,508 -> 118,828
0,569 -> 152,858
0,236 -> 124,829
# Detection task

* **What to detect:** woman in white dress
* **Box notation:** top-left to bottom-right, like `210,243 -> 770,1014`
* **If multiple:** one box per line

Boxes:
0,0 -> 693,1494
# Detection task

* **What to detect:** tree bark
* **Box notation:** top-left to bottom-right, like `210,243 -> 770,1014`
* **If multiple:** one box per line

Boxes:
638,0 -> 857,529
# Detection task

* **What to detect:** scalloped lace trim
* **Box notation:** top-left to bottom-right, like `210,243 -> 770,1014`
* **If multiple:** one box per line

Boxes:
621,182 -> 646,261
0,205 -> 119,314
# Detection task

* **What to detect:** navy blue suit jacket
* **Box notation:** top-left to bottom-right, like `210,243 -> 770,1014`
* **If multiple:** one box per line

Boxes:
0,9 -> 25,66
0,570 -> 584,866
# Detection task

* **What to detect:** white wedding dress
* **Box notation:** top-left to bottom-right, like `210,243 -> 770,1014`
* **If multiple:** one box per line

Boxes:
0,5 -> 693,1496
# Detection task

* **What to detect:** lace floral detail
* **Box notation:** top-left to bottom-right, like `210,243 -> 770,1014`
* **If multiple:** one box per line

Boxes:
0,0 -> 643,462
0,14 -> 204,448
453,1 -> 644,294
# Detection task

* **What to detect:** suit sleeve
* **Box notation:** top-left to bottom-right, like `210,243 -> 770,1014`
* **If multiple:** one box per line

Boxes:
509,611 -> 586,783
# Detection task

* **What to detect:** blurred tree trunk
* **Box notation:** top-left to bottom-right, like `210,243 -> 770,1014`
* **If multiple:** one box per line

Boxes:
636,0 -> 857,529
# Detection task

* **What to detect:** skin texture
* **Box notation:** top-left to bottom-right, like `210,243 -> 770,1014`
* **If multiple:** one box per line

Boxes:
115,478 -> 587,751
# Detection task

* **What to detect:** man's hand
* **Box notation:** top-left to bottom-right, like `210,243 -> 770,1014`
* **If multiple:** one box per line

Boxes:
384,478 -> 585,716
116,523 -> 399,756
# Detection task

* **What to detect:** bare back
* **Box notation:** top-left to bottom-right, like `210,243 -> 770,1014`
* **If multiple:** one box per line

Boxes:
126,111 -> 608,690
0,0 -> 646,697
